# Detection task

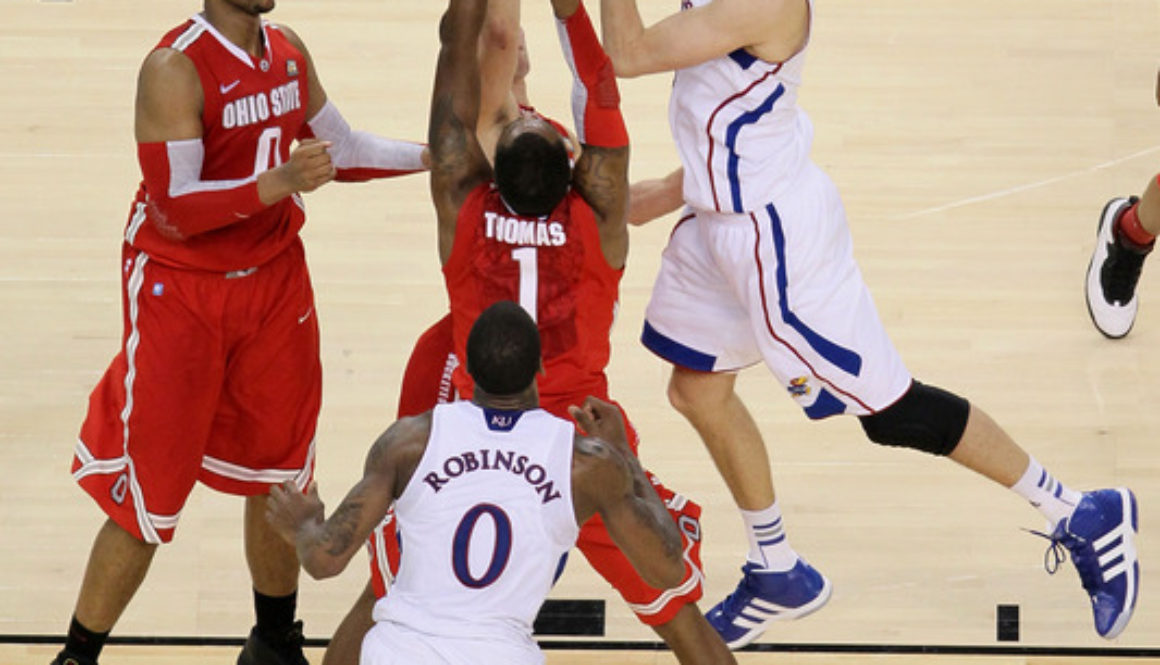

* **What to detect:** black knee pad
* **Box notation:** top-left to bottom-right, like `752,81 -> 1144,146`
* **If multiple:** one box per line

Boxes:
858,381 -> 969,456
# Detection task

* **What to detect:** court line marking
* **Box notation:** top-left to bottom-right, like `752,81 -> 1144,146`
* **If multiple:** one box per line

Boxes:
895,145 -> 1160,220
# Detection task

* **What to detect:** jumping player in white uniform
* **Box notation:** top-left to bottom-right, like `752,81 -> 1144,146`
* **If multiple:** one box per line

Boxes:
266,301 -> 687,665
598,0 -> 1140,647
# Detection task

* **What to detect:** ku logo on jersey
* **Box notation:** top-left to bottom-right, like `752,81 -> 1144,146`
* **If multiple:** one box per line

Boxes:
787,376 -> 811,397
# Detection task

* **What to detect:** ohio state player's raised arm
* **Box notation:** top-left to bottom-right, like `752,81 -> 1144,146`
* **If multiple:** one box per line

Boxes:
598,0 -> 800,78
278,24 -> 428,182
476,0 -> 522,162
430,0 -> 493,261
552,0 -> 629,270
267,413 -> 431,580
135,46 -> 334,240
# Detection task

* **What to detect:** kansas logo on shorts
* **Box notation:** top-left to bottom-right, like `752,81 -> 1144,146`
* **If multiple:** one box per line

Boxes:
787,376 -> 811,397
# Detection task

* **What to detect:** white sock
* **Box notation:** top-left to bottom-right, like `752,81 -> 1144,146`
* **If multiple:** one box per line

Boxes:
742,502 -> 800,572
1010,457 -> 1083,529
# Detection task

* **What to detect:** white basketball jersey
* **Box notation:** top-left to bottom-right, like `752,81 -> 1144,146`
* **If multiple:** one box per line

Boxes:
669,0 -> 814,214
373,401 -> 579,649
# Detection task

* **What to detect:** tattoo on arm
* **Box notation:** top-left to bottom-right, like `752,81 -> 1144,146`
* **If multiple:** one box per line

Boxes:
430,95 -> 467,163
574,145 -> 628,219
321,496 -> 365,557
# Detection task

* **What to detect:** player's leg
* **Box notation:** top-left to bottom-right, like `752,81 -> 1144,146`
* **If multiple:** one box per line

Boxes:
324,510 -> 400,665
863,387 -> 1139,638
322,582 -> 376,665
57,247 -> 224,665
573,466 -> 734,664
204,241 -> 320,665
241,494 -> 307,665
651,604 -> 736,665
862,385 -> 1139,637
642,212 -> 830,649
1086,173 -> 1159,337
52,520 -> 158,665
755,164 -> 1138,639
666,368 -> 773,511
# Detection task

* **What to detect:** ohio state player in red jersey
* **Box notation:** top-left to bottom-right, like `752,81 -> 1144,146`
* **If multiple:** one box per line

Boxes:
52,2 -> 426,665
318,2 -> 733,665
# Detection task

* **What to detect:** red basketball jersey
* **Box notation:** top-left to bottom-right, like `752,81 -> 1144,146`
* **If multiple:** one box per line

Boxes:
126,15 -> 310,272
443,183 -> 622,405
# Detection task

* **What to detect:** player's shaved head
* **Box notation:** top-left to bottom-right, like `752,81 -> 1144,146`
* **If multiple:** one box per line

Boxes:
494,117 -> 570,217
466,301 -> 541,396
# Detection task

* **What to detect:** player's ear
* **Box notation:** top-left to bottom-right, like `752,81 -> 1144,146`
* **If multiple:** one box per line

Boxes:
538,359 -> 546,376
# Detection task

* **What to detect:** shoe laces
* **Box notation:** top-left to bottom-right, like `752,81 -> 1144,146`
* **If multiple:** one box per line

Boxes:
1102,240 -> 1148,304
1027,527 -> 1099,593
717,567 -> 763,615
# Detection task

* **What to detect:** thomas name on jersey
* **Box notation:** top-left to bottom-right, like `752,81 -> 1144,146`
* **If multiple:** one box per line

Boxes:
484,210 -> 566,247
422,448 -> 563,505
221,80 -> 302,130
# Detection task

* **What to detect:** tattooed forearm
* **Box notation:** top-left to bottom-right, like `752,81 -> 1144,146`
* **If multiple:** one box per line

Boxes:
574,145 -> 629,218
632,492 -> 683,560
320,497 -> 365,557
429,95 -> 471,168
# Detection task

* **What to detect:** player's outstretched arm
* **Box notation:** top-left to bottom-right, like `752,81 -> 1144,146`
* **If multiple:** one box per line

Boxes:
570,398 -> 685,590
599,0 -> 793,78
266,414 -> 431,580
628,167 -> 684,225
277,24 -> 428,183
430,0 -> 493,263
476,0 -> 522,163
553,0 -> 630,269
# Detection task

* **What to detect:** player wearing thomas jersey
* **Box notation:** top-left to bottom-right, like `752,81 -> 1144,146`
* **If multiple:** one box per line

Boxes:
599,0 -> 1140,648
444,183 -> 617,409
53,2 -> 426,665
267,302 -> 688,665
318,2 -> 734,665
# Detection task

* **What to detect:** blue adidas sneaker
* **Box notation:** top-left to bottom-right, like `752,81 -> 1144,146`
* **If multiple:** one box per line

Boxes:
1044,488 -> 1139,639
705,560 -> 832,649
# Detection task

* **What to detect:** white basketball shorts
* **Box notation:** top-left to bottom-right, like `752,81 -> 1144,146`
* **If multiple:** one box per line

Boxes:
360,620 -> 543,665
642,161 -> 911,418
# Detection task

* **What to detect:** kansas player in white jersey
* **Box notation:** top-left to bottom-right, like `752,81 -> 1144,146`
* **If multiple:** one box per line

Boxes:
599,0 -> 1140,648
369,403 -> 576,664
266,301 -> 686,665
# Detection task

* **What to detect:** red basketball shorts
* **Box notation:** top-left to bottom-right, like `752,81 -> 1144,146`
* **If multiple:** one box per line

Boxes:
367,316 -> 704,625
72,239 -> 321,544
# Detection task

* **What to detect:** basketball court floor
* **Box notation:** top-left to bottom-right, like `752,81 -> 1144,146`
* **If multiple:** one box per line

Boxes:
1,0 -> 1157,662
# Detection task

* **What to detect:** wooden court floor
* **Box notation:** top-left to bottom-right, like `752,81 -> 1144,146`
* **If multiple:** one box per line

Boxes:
7,644 -> 1156,665
2,0 -> 1159,662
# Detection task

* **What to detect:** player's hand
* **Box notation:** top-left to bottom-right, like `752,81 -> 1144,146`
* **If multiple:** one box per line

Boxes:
281,138 -> 336,193
266,480 -> 325,545
568,396 -> 629,452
